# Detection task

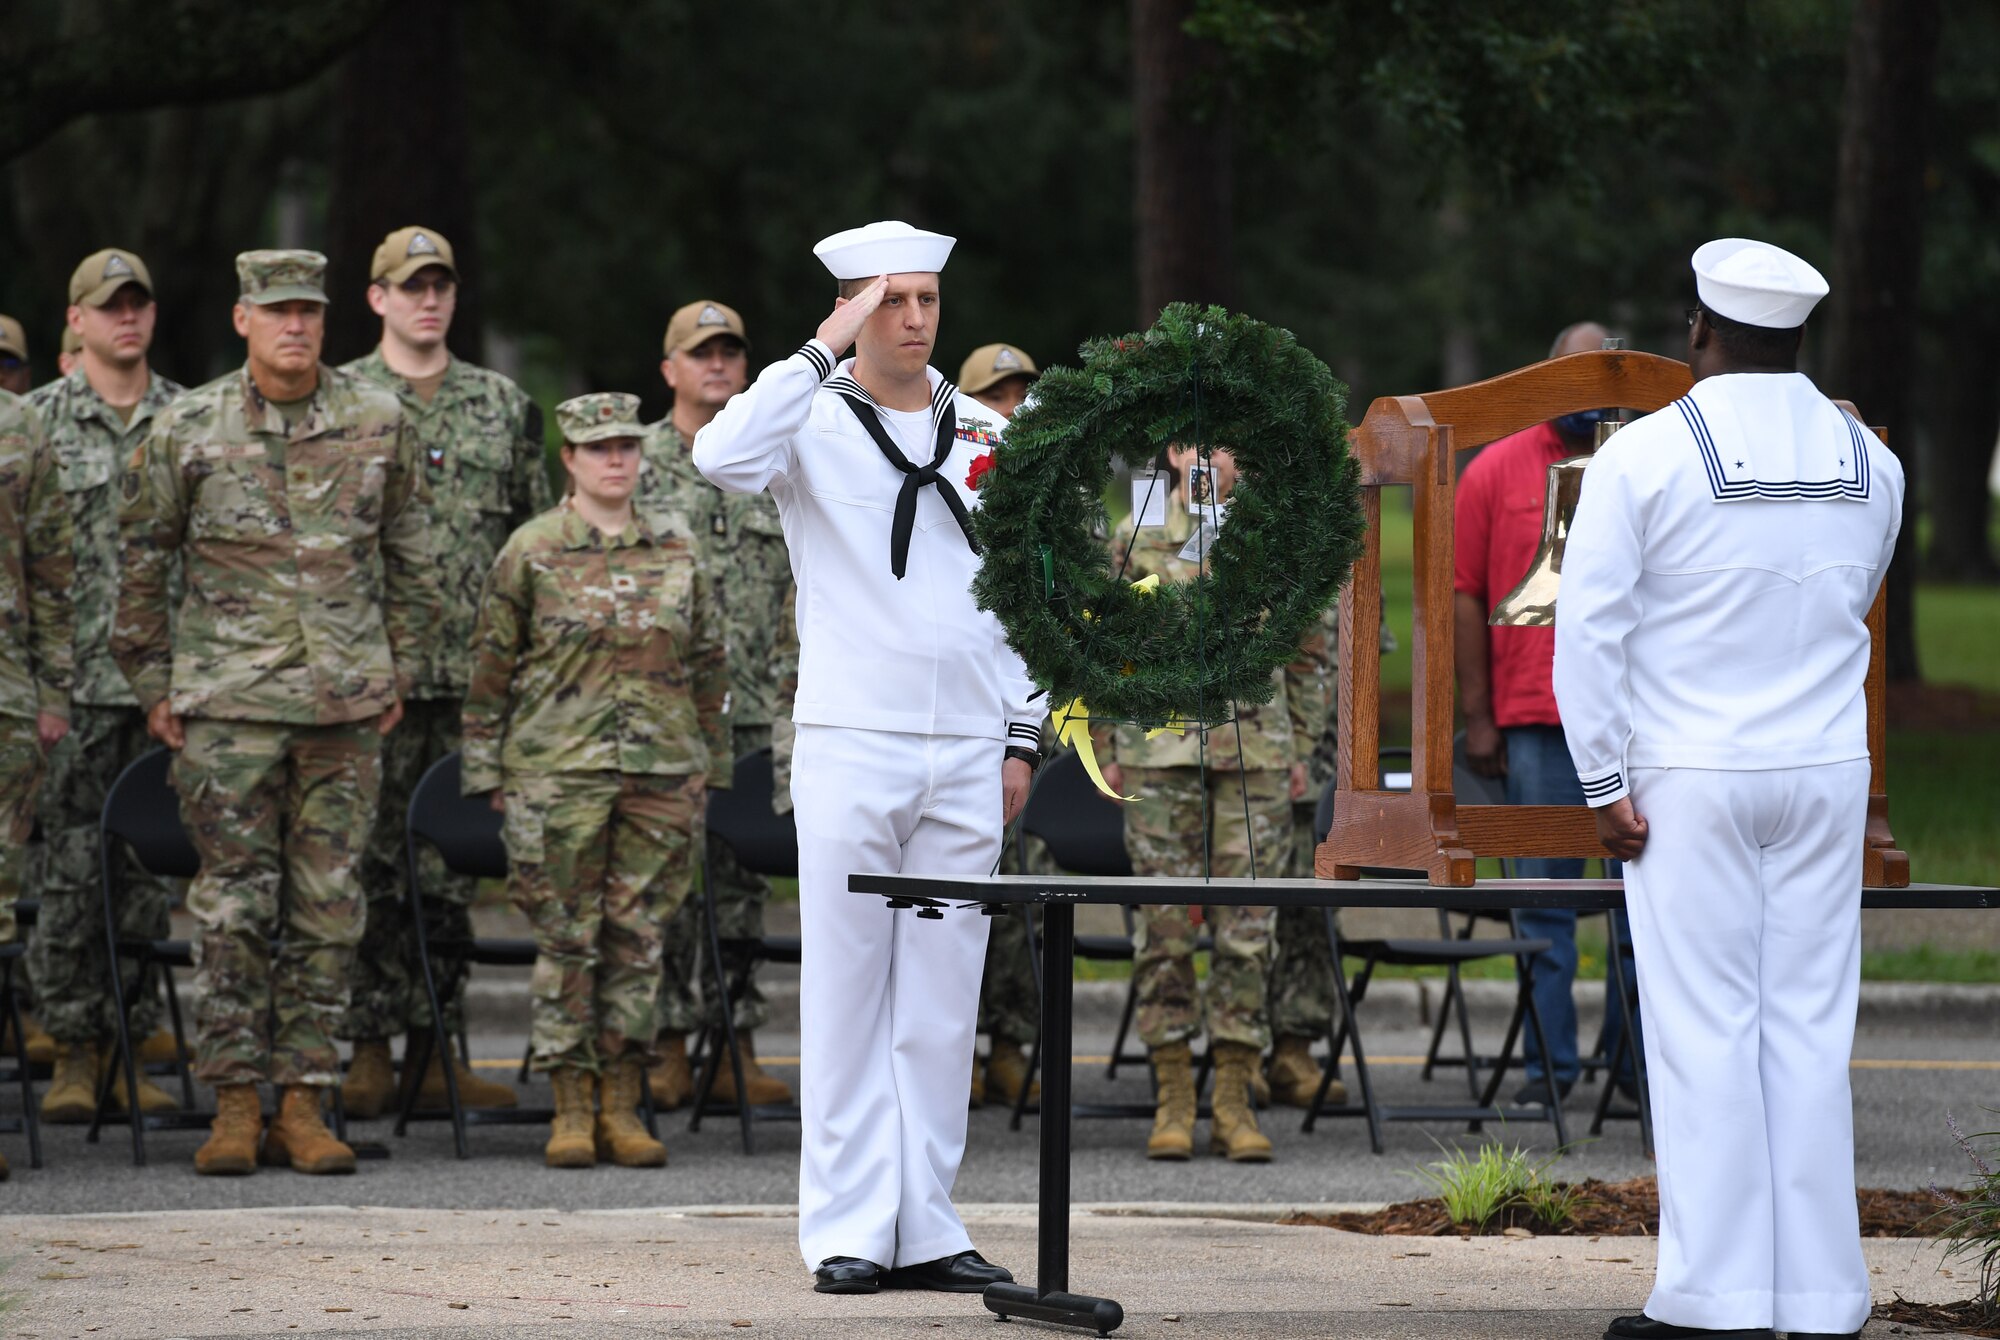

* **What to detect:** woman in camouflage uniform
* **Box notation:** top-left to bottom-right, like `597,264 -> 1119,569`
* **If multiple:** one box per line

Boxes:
1097,445 -> 1328,1164
462,393 -> 729,1170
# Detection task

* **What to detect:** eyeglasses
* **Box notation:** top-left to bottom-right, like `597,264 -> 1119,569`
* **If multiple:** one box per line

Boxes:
396,276 -> 456,298
1685,306 -> 1702,327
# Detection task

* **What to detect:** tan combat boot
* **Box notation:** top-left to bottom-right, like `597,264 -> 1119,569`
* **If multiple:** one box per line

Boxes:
595,1059 -> 668,1167
969,1056 -> 986,1109
193,1084 -> 262,1176
545,1068 -> 598,1168
263,1086 -> 357,1174
709,1033 -> 793,1107
136,1029 -> 184,1067
17,1013 -> 55,1067
41,1041 -> 101,1124
1267,1034 -> 1343,1107
340,1039 -> 396,1119
1209,1041 -> 1275,1163
0,1145 -> 8,1180
647,1033 -> 693,1109
415,1045 -> 518,1111
106,1053 -> 179,1116
1145,1043 -> 1197,1161
985,1043 -> 1041,1106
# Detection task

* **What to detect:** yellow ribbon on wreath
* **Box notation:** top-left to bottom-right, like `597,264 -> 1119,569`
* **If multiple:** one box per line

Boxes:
1053,574 -> 1190,800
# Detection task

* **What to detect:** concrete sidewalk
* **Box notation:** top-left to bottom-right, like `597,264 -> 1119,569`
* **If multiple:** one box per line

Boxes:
0,1203 -> 1964,1338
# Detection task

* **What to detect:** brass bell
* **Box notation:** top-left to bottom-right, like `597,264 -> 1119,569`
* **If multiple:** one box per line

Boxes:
1489,419 -> 1624,627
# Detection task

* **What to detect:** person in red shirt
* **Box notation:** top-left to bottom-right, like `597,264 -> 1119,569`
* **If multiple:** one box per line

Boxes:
1454,320 -> 1641,1104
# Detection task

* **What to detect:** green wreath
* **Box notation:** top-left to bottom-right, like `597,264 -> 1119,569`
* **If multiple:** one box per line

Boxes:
970,302 -> 1366,728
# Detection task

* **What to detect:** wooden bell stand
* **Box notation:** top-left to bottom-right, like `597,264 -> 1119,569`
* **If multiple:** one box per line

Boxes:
1318,347 -> 1908,888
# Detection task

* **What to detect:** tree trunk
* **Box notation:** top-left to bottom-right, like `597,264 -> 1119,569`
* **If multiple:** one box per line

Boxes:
1922,310 -> 2000,581
1821,0 -> 1943,683
325,0 -> 482,366
1131,0 -> 1234,324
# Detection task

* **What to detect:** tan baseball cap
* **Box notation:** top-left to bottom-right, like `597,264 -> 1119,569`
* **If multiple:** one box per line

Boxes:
60,326 -> 81,355
959,343 -> 1038,396
70,249 -> 155,308
0,316 -> 26,360
556,392 -> 644,444
237,250 -> 329,305
664,300 -> 749,356
371,226 -> 458,285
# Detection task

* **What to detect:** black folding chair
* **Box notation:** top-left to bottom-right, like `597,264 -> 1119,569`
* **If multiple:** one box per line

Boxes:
89,747 -> 207,1165
398,753 -> 654,1157
691,745 -> 801,1154
1301,758 -> 1569,1152
1,933 -> 42,1169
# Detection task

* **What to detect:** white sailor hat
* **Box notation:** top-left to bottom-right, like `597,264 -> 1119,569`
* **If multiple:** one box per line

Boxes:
813,221 -> 955,280
1692,237 -> 1829,329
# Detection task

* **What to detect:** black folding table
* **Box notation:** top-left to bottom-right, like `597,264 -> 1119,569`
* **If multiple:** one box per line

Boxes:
848,872 -> 2000,1337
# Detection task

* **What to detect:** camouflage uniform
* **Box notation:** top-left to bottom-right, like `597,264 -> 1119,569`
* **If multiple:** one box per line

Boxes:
1269,600 -> 1396,1040
24,367 -> 184,1044
114,265 -> 440,1089
0,393 -> 75,946
339,348 -> 550,1043
1101,506 -> 1328,1051
463,396 -> 730,1075
983,755 -> 1054,1051
636,419 -> 791,1035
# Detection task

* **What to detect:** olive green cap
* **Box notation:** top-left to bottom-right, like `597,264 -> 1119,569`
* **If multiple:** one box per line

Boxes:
556,392 -> 644,444
60,326 -> 82,356
664,299 -> 749,356
0,316 -> 25,360
958,343 -> 1038,396
236,249 -> 329,306
69,248 -> 155,308
371,225 -> 458,285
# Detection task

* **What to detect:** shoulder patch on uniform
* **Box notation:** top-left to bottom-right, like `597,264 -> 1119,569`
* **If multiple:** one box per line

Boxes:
408,232 -> 439,257
121,468 -> 141,503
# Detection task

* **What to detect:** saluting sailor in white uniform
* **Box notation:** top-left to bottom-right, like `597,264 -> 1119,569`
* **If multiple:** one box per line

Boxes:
1555,239 -> 1903,1340
693,222 -> 1039,1297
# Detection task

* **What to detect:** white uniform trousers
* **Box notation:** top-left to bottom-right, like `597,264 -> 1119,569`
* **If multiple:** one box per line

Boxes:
1624,760 -> 1872,1335
790,723 -> 998,1271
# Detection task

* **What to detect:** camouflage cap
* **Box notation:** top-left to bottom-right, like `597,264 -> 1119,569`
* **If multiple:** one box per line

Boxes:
69,248 -> 155,307
371,225 -> 458,285
0,315 -> 24,359
236,249 -> 329,306
958,343 -> 1039,395
664,299 -> 750,356
60,326 -> 81,355
556,391 -> 645,444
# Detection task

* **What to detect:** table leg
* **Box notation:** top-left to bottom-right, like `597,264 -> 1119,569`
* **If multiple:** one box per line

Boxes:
983,901 -> 1124,1335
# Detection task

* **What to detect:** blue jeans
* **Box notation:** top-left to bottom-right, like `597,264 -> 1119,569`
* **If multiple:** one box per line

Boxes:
1503,725 -> 1641,1086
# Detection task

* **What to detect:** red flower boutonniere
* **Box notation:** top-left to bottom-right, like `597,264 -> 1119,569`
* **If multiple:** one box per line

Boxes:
966,451 -> 996,491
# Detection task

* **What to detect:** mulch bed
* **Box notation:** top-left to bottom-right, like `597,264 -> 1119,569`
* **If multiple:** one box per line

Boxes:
1872,1298 -> 2000,1337
1281,1177 -> 1951,1239
1888,682 -> 2000,732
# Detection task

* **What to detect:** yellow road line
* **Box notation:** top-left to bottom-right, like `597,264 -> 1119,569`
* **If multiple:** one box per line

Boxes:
472,1055 -> 1999,1072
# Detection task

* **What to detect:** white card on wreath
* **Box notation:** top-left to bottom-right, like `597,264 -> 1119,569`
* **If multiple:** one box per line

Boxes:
1131,472 -> 1169,528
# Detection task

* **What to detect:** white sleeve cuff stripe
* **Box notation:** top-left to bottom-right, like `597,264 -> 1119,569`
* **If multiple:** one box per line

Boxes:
797,341 -> 834,381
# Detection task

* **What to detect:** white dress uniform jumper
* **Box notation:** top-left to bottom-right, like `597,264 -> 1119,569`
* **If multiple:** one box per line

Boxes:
694,333 -> 1040,1273
1553,355 -> 1903,1334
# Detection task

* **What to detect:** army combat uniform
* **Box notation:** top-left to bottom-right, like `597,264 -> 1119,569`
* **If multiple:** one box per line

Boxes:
339,345 -> 549,1050
1100,500 -> 1326,1160
636,415 -> 789,1042
0,393 -> 75,950
112,262 -> 438,1096
463,396 -> 729,1082
26,361 -> 183,1052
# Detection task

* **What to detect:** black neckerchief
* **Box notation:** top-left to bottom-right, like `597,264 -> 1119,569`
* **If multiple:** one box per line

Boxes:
836,392 -> 980,579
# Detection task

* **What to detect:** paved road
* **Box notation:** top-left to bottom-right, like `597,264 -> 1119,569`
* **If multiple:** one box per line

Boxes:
4,1012 -> 1991,1216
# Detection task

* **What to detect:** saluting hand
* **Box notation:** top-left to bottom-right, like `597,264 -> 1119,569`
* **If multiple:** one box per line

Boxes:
1594,797 -> 1649,862
815,275 -> 889,356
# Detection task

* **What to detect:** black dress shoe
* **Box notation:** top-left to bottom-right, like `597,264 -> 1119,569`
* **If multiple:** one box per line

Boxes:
1513,1078 -> 1575,1107
883,1250 -> 1014,1293
813,1256 -> 882,1294
1603,1314 -> 1775,1340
